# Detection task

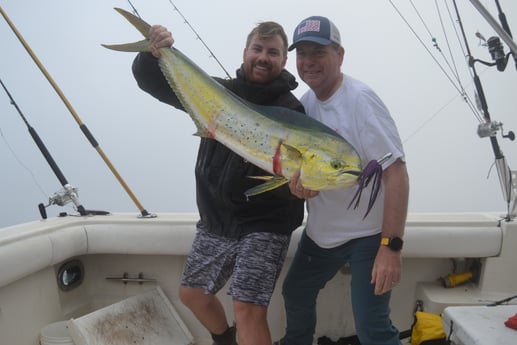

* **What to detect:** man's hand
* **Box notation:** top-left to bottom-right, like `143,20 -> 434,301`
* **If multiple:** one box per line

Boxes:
370,245 -> 402,295
148,25 -> 174,58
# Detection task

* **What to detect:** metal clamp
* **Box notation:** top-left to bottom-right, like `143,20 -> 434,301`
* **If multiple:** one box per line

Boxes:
106,272 -> 156,285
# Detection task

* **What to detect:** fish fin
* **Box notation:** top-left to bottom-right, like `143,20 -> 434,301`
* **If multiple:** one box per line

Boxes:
102,40 -> 151,52
192,129 -> 210,137
281,143 -> 303,159
244,176 -> 288,197
247,176 -> 275,181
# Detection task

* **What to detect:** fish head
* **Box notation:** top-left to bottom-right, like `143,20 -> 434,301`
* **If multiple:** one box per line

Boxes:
299,144 -> 362,191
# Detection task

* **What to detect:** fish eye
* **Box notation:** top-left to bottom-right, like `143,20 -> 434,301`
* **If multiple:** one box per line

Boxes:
330,159 -> 344,170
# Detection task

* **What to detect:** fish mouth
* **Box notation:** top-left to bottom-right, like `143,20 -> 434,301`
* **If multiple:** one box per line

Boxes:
340,170 -> 361,177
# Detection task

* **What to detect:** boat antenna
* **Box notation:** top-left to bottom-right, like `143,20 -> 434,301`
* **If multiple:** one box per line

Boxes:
167,0 -> 232,79
0,6 -> 154,218
0,78 -> 109,219
453,0 -> 516,221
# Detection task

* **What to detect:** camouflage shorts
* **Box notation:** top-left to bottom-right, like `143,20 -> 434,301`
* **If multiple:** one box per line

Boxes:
181,228 -> 291,306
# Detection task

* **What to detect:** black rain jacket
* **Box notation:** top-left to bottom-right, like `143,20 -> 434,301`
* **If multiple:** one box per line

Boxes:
132,51 -> 304,238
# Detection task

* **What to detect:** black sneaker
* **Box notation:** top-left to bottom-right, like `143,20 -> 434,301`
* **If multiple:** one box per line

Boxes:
212,325 -> 237,345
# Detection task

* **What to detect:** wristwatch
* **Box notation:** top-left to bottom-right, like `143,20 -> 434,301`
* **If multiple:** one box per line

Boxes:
381,236 -> 404,251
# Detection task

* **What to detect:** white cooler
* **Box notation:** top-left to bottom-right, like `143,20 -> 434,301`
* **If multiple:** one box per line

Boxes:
442,305 -> 517,345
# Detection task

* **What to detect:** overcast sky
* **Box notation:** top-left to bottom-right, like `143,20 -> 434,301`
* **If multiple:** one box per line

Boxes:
1,0 -> 516,228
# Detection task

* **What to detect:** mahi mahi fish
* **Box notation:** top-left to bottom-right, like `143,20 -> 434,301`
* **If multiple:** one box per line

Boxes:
103,8 -> 386,216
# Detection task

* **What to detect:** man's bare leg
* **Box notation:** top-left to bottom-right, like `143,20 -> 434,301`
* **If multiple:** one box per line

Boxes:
179,286 -> 231,336
234,300 -> 271,345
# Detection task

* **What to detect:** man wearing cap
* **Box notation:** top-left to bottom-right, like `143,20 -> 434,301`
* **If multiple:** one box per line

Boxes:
277,16 -> 409,345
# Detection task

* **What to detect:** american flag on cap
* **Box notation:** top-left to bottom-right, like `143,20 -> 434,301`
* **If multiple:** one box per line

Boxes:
288,16 -> 341,51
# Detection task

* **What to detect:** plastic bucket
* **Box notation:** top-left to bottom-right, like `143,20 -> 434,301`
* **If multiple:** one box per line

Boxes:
40,321 -> 74,345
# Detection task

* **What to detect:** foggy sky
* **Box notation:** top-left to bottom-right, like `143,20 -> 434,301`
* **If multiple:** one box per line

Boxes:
1,0 -> 516,228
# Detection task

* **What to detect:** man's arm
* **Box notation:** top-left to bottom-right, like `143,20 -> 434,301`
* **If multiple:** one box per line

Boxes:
371,158 -> 409,295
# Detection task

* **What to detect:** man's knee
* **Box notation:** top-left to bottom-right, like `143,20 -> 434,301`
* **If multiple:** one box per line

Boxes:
180,286 -> 208,307
233,300 -> 267,321
281,275 -> 294,298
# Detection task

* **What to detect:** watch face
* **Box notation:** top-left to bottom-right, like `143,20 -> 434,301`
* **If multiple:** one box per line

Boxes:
389,237 -> 403,251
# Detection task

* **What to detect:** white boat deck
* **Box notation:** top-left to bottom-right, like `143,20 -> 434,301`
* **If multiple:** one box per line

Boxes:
0,212 -> 515,345
0,212 -> 504,289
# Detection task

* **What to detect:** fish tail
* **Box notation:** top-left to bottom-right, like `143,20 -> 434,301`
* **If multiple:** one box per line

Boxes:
113,7 -> 151,38
102,40 -> 151,52
101,8 -> 152,52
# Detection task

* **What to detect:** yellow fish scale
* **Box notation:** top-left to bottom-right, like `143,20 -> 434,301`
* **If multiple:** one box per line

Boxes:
159,48 -> 305,177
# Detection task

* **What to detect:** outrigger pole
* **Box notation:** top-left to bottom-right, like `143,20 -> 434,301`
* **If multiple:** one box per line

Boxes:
0,78 -> 109,219
0,6 -> 154,218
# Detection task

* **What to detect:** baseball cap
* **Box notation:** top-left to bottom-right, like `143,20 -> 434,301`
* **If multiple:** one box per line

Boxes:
288,16 -> 341,51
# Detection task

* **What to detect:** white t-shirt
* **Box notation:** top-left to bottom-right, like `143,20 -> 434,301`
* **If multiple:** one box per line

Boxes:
301,74 -> 405,248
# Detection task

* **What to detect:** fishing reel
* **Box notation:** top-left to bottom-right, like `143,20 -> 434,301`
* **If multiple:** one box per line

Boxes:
487,36 -> 509,71
474,33 -> 513,71
38,184 -> 85,219
477,121 -> 515,141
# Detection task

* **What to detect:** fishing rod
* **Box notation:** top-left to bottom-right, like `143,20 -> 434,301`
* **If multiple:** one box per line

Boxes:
125,0 -> 142,19
493,0 -> 517,71
167,0 -> 232,79
469,0 -> 517,69
125,0 -> 231,78
0,6 -> 154,218
453,0 -> 516,221
0,78 -> 110,219
388,0 -> 482,121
